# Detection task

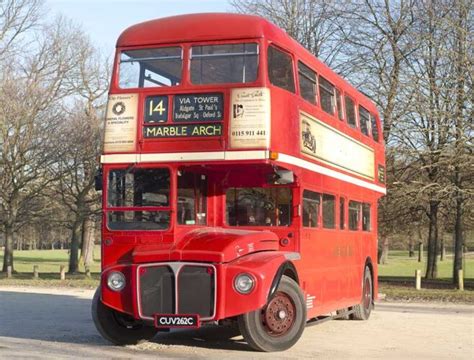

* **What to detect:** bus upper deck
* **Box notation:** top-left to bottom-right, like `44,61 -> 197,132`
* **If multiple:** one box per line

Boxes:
102,13 -> 385,193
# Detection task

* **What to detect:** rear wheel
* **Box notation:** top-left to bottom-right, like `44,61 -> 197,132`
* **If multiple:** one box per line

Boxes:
351,266 -> 373,320
91,287 -> 157,345
238,275 -> 306,352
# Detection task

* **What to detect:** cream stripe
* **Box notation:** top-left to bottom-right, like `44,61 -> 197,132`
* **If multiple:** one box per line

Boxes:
140,151 -> 225,162
100,150 -> 386,194
277,153 -> 386,194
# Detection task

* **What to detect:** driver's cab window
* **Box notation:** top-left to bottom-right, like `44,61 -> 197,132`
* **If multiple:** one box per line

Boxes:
177,171 -> 207,225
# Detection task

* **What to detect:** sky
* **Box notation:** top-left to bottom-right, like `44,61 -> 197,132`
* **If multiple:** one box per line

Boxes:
46,0 -> 232,55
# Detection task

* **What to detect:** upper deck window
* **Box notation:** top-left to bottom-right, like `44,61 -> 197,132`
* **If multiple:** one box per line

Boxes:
319,76 -> 335,115
268,46 -> 295,93
336,88 -> 343,120
371,115 -> 380,142
119,47 -> 182,88
359,106 -> 370,136
345,96 -> 357,128
298,61 -> 317,104
190,43 -> 258,84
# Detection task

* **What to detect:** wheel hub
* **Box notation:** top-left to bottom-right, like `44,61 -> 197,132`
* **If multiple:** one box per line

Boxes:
262,291 -> 295,336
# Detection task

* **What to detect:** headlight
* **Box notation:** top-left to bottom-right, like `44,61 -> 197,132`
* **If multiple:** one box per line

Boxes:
107,271 -> 126,292
234,273 -> 255,294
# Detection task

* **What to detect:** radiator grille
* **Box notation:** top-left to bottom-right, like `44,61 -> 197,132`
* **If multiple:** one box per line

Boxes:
138,263 -> 216,320
178,266 -> 214,317
139,266 -> 174,317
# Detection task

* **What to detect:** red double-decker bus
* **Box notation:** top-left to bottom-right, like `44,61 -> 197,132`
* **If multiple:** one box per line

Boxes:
92,13 -> 386,352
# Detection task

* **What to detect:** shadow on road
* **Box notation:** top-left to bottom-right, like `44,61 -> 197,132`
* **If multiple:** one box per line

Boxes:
0,290 -> 252,352
149,325 -> 252,352
0,291 -> 106,345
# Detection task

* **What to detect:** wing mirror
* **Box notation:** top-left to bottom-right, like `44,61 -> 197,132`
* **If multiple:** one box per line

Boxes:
94,168 -> 103,191
268,169 -> 294,185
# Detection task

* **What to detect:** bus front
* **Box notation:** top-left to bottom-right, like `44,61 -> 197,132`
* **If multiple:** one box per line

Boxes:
93,15 -> 304,352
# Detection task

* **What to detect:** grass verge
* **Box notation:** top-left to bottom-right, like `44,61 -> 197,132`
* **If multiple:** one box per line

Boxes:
0,272 -> 100,289
379,283 -> 474,303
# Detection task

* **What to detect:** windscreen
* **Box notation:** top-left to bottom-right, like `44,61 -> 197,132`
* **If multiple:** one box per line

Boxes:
119,47 -> 182,88
191,43 -> 258,84
107,168 -> 170,230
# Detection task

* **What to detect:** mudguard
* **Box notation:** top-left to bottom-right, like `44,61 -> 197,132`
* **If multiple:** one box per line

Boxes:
218,251 -> 301,319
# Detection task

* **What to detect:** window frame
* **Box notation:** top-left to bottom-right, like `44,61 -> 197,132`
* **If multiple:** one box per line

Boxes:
336,88 -> 344,121
267,44 -> 296,93
344,95 -> 357,128
105,165 -> 173,232
371,113 -> 381,142
318,75 -> 336,115
302,189 -> 321,229
177,171 -> 208,226
358,105 -> 371,137
322,193 -> 336,229
189,42 -> 260,85
297,60 -> 318,105
117,46 -> 184,89
362,202 -> 371,232
224,186 -> 293,227
348,200 -> 362,231
339,196 -> 346,230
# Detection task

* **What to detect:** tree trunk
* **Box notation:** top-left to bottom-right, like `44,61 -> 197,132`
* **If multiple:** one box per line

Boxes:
81,217 -> 95,269
425,201 -> 439,279
68,221 -> 82,274
439,224 -> 445,261
2,225 -> 15,273
453,194 -> 464,285
408,230 -> 415,257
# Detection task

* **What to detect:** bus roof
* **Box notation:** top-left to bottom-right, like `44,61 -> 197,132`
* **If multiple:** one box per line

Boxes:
117,13 -> 285,47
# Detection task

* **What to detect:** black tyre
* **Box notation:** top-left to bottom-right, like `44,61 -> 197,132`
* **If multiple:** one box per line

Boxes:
336,308 -> 350,320
91,287 -> 156,345
238,275 -> 306,352
351,266 -> 373,320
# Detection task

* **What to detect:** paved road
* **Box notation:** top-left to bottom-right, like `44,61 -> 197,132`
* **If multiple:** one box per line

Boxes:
0,286 -> 472,359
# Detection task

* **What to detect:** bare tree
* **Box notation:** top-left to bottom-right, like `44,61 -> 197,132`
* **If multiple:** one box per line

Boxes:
53,43 -> 109,274
449,0 -> 473,285
0,0 -> 43,60
0,16 -> 95,272
230,0 -> 345,67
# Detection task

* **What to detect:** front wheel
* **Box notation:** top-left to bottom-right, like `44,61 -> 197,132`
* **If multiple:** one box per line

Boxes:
238,275 -> 306,352
91,287 -> 157,345
351,266 -> 373,320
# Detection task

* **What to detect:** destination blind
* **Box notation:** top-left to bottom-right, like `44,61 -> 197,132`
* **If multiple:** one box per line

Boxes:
144,93 -> 223,138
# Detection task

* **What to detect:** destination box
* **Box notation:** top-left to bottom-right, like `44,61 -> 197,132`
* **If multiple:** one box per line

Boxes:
173,93 -> 223,122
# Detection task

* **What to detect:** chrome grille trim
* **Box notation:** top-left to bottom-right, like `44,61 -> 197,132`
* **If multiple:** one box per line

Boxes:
136,262 -> 217,321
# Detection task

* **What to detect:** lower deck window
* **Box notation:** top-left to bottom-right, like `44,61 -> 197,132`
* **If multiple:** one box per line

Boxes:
107,168 -> 170,230
362,203 -> 371,231
340,198 -> 345,229
322,194 -> 335,228
177,172 -> 208,225
303,190 -> 320,228
108,211 -> 170,230
349,201 -> 361,230
226,187 -> 292,226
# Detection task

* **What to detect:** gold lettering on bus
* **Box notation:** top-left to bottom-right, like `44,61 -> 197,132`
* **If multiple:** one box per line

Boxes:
144,124 -> 222,138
